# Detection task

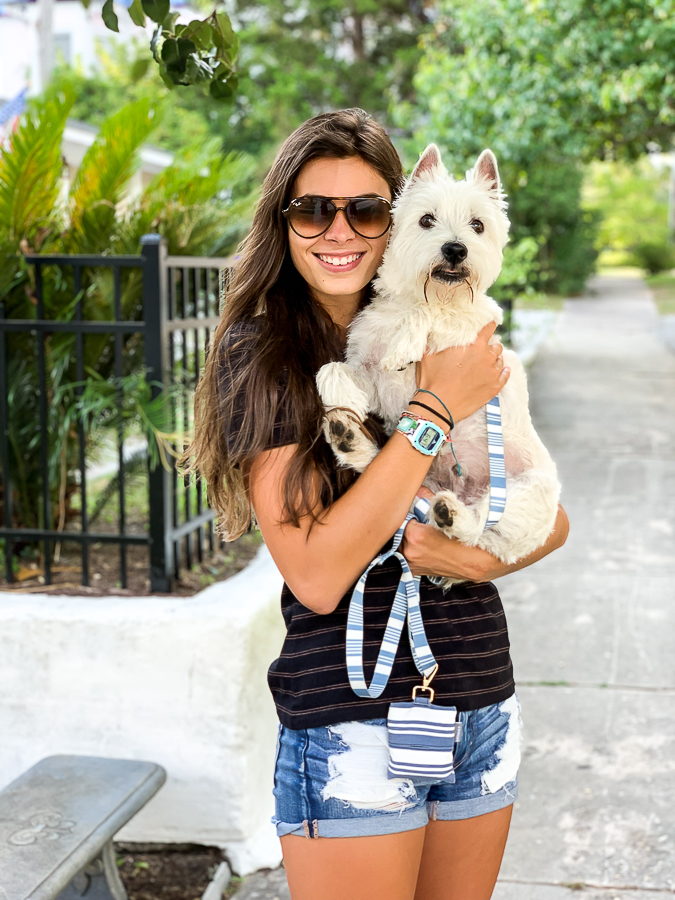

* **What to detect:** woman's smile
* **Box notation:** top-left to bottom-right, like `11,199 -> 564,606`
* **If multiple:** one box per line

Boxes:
314,251 -> 366,272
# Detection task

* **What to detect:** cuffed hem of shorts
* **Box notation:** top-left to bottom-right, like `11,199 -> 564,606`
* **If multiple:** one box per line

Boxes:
430,779 -> 518,822
274,807 -> 429,839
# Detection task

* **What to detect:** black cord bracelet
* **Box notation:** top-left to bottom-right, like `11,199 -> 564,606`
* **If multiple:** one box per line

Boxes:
408,399 -> 453,431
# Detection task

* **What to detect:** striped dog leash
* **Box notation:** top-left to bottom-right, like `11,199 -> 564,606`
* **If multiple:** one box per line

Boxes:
346,396 -> 506,781
346,500 -> 435,700
347,394 -> 506,697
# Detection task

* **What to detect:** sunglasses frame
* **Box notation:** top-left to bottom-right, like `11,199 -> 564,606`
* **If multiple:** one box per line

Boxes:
282,195 -> 393,239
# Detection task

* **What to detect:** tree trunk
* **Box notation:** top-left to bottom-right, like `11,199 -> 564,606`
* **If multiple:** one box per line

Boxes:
37,0 -> 55,91
351,12 -> 365,62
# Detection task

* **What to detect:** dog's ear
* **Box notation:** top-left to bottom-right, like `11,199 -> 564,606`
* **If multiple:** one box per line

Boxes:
471,149 -> 501,194
411,144 -> 444,182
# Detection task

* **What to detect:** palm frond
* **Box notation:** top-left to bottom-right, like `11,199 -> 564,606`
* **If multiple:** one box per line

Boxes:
122,143 -> 255,255
68,98 -> 160,252
0,89 -> 73,246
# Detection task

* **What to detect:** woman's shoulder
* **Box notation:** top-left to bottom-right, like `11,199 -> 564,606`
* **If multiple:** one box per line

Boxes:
222,317 -> 262,350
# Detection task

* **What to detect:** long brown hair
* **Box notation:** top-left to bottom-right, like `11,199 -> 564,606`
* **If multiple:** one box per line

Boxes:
184,108 -> 405,539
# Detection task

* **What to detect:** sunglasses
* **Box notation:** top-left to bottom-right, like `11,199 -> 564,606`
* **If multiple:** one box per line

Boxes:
282,195 -> 393,239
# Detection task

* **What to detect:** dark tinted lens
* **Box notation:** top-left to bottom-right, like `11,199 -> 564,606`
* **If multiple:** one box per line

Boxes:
288,198 -> 335,236
346,198 -> 391,237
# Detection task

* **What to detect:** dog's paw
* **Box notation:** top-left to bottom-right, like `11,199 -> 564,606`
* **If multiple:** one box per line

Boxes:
323,409 -> 378,473
431,491 -> 480,543
316,362 -> 369,419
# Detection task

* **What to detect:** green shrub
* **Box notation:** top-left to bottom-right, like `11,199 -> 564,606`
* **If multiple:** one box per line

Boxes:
630,240 -> 675,276
491,237 -> 541,302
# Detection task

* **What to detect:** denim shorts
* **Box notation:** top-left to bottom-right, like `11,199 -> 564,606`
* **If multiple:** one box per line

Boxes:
273,694 -> 521,839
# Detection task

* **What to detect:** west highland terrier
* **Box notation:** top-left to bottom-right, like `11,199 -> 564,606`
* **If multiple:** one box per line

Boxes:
316,144 -> 561,585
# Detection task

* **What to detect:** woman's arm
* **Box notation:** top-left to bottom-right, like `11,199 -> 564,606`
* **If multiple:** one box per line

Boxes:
249,324 -> 509,615
400,504 -> 569,583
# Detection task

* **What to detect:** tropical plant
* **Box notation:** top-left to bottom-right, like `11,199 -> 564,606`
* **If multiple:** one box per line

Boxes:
0,89 -> 252,541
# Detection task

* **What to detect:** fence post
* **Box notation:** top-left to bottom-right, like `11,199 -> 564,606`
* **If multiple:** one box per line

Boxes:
141,234 -> 173,592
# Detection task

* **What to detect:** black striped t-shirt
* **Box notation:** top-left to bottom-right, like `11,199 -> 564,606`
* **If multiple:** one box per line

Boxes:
220,319 -> 515,730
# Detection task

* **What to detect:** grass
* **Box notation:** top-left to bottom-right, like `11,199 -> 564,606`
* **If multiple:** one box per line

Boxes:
514,293 -> 566,312
646,272 -> 675,316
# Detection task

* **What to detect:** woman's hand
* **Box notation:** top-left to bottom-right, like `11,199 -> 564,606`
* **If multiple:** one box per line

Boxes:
400,499 -> 570,583
416,322 -> 509,424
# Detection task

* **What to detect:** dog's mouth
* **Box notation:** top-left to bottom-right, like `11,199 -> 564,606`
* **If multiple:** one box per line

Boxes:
430,263 -> 471,285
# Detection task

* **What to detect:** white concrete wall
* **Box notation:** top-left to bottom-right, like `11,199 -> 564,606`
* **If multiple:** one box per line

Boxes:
0,546 -> 286,875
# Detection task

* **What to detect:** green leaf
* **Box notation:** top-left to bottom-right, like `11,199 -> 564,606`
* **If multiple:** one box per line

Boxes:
150,25 -> 162,62
158,63 -> 176,89
215,11 -> 235,47
161,38 -> 181,70
185,55 -> 214,84
161,37 -> 196,75
209,74 -> 238,100
184,19 -> 214,51
162,10 -> 180,33
101,0 -> 119,33
130,57 -> 151,81
127,0 -> 146,27
141,0 -> 169,25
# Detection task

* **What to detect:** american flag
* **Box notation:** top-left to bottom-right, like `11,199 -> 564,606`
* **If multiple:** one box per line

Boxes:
0,88 -> 27,127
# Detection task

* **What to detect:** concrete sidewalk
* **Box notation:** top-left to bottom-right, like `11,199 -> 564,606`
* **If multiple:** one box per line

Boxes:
234,275 -> 675,899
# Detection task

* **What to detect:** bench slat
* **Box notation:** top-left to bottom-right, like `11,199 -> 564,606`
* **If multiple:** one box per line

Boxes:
0,755 -> 166,900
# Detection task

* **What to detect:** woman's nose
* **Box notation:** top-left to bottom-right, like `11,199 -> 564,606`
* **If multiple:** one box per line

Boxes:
324,207 -> 354,241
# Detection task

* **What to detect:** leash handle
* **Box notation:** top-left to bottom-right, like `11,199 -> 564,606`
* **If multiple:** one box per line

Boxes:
346,506 -> 436,699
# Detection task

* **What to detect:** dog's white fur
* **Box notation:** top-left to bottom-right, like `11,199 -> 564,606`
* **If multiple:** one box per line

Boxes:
316,144 -> 561,586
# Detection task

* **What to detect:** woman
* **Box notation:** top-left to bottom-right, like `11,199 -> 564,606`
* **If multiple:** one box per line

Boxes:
189,108 -> 568,900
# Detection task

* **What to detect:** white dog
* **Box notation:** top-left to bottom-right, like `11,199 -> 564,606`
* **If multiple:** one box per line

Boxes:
316,144 -> 560,585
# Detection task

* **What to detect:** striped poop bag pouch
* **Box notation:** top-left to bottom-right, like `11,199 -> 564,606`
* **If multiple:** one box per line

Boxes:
346,395 -> 506,781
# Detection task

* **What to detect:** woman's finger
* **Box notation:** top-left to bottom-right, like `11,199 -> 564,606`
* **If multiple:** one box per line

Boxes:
416,486 -> 434,500
477,321 -> 498,344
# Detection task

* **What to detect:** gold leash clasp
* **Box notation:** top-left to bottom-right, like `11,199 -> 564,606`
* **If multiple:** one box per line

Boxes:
411,663 -> 439,703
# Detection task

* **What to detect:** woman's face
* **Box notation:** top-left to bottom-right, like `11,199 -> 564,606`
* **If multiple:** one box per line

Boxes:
286,156 -> 392,325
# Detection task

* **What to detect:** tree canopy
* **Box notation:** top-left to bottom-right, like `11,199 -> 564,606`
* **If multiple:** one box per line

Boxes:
406,0 -> 675,167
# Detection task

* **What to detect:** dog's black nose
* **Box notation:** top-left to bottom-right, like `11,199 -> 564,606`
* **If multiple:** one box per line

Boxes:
441,241 -> 468,266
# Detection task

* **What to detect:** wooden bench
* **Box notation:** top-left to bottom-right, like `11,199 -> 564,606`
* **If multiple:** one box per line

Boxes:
0,755 -> 166,900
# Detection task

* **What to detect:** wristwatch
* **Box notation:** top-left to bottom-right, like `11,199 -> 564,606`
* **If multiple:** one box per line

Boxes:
396,414 -> 448,456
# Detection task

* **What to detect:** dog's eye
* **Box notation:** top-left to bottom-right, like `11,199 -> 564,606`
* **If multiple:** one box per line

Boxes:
471,219 -> 484,234
419,214 -> 436,229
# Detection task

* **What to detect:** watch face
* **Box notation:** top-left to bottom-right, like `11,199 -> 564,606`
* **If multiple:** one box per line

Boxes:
419,426 -> 441,452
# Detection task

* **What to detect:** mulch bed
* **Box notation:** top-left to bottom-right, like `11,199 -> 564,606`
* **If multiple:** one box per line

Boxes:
115,844 -> 237,900
0,532 -> 262,597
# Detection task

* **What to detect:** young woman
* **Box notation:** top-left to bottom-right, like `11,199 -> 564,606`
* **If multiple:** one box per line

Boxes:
189,109 -> 568,900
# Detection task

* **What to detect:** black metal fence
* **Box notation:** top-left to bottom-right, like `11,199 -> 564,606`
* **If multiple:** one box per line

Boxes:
0,234 -> 231,592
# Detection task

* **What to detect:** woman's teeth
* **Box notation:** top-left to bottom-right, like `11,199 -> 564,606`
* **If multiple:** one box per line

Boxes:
317,254 -> 363,266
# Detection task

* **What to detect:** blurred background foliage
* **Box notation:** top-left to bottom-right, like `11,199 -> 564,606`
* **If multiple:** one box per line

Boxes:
43,0 -> 675,301
2,0 -> 674,552
0,86 -> 252,529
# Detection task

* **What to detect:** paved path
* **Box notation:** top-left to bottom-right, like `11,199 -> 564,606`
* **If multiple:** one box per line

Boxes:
234,276 -> 675,899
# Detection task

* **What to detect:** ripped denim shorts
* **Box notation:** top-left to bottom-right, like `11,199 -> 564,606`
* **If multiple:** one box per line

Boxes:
273,694 -> 521,839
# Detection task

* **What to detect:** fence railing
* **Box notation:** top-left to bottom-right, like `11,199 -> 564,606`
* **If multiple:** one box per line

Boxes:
0,234 -> 232,593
